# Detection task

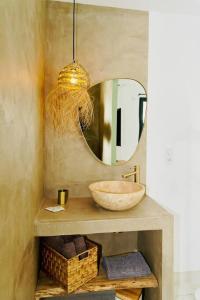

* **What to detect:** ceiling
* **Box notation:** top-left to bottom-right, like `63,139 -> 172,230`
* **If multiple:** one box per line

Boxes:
51,0 -> 200,15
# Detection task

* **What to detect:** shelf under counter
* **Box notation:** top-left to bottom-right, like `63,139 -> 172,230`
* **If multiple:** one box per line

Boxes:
34,196 -> 172,236
35,270 -> 158,300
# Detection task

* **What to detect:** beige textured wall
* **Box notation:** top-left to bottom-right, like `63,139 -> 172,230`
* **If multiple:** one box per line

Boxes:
0,1 -> 46,299
45,2 -> 148,197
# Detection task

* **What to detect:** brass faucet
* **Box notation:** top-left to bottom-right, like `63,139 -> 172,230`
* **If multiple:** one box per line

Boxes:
122,165 -> 140,183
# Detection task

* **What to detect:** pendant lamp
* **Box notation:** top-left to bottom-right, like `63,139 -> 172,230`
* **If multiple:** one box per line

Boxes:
47,0 -> 93,133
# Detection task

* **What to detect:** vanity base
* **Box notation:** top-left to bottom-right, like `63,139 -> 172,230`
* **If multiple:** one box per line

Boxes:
35,196 -> 173,300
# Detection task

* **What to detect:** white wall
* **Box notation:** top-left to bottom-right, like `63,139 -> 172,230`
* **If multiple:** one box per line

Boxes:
147,12 -> 200,273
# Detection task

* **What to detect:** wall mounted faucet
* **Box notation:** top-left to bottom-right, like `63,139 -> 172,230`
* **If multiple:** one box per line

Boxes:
122,165 -> 140,183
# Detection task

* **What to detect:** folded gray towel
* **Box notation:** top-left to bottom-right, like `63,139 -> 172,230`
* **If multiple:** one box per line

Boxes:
102,252 -> 151,280
61,242 -> 77,259
42,236 -> 64,253
74,236 -> 87,259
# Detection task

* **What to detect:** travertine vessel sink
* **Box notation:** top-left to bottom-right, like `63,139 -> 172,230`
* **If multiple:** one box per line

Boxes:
89,181 -> 145,211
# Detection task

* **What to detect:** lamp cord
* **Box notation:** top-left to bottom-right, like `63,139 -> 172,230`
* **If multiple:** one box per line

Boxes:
73,0 -> 76,63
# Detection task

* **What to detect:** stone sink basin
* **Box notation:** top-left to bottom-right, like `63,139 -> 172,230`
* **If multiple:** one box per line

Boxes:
88,181 -> 145,211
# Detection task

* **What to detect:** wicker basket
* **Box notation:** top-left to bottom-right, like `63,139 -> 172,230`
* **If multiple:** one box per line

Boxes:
41,239 -> 98,293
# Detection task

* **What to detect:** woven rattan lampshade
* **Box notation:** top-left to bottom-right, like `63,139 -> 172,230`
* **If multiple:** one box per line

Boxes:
58,62 -> 90,90
46,0 -> 93,134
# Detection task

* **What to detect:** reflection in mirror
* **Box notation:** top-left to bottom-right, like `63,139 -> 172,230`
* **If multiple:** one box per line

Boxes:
81,79 -> 147,166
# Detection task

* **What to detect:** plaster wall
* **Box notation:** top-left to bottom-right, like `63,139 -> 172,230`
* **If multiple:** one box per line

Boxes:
0,1 -> 46,299
147,12 -> 200,276
45,2 -> 148,197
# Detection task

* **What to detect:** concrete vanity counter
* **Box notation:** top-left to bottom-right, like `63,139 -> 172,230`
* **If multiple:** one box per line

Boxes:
35,196 -> 173,300
34,196 -> 172,236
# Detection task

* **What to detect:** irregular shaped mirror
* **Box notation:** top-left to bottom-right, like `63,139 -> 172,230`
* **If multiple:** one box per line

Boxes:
81,79 -> 147,166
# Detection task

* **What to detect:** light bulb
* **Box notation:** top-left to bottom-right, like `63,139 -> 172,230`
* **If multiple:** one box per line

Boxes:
70,77 -> 78,85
